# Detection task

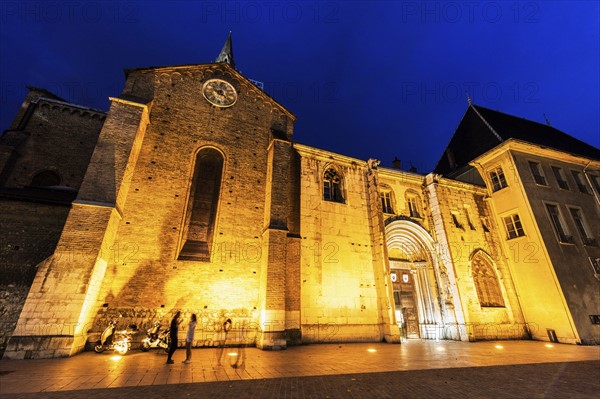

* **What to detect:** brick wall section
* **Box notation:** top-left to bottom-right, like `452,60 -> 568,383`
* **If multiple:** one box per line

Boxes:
3,93 -> 149,358
0,90 -> 104,190
0,201 -> 71,284
0,284 -> 29,358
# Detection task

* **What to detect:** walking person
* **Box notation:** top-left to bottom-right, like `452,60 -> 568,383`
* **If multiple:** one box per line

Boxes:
166,310 -> 181,364
183,314 -> 197,364
216,318 -> 232,366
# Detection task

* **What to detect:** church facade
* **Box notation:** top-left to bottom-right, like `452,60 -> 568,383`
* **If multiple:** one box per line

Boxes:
1,39 -> 599,359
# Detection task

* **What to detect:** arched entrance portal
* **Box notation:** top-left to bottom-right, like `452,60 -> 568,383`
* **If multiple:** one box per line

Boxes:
385,219 -> 445,340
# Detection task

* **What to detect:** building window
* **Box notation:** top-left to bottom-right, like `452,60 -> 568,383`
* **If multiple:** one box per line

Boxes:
590,175 -> 600,195
30,170 -> 61,187
451,212 -> 463,229
503,214 -> 525,239
323,167 -> 344,203
568,207 -> 596,246
545,203 -> 573,244
464,208 -> 476,230
489,167 -> 508,192
571,171 -> 590,194
481,218 -> 490,233
528,161 -> 547,186
405,192 -> 422,218
381,190 -> 394,214
551,166 -> 569,190
471,252 -> 505,307
178,148 -> 224,261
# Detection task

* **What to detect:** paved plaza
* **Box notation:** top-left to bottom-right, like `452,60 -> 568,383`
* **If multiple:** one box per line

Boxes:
1,340 -> 599,398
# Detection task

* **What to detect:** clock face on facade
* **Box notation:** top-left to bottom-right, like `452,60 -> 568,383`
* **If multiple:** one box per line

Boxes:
202,79 -> 238,107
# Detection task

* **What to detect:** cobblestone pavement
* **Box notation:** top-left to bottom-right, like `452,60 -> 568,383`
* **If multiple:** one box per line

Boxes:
1,340 -> 599,398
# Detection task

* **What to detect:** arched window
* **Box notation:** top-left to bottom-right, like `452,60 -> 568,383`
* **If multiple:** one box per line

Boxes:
405,190 -> 422,219
471,251 -> 505,307
30,170 -> 61,187
380,184 -> 395,214
323,167 -> 344,203
179,148 -> 224,261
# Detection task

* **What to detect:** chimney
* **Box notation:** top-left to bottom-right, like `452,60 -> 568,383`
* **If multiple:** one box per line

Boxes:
392,157 -> 401,170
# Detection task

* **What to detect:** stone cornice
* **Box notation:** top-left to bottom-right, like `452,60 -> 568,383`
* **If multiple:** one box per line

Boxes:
37,97 -> 106,119
471,138 -> 600,169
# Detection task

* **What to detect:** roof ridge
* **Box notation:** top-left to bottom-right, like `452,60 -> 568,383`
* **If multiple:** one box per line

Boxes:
469,104 -> 503,143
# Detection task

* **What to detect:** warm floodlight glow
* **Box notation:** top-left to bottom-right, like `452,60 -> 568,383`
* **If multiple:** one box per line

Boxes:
436,346 -> 445,351
545,344 -> 554,348
110,355 -> 122,361
367,348 -> 377,353
495,345 -> 504,349
227,352 -> 238,357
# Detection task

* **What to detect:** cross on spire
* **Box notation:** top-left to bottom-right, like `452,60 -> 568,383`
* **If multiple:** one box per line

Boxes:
215,31 -> 235,69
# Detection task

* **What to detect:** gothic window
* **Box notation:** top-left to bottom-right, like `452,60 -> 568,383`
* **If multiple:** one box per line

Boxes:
489,167 -> 508,192
405,191 -> 422,218
545,203 -> 573,244
571,170 -> 590,194
380,184 -> 395,214
323,167 -> 344,203
30,170 -> 61,187
503,213 -> 525,239
471,252 -> 505,308
178,148 -> 224,261
528,161 -> 547,186
551,166 -> 569,190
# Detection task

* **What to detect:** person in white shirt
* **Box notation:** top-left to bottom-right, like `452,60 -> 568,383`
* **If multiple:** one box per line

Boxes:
183,314 -> 197,364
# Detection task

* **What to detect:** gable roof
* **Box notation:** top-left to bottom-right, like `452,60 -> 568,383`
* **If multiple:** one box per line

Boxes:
435,104 -> 600,176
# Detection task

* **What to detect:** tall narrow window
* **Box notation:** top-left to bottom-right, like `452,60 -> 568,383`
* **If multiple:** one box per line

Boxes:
405,192 -> 422,218
568,207 -> 595,246
489,167 -> 508,192
503,214 -> 525,239
323,167 -> 344,203
551,166 -> 569,190
545,203 -> 573,244
571,170 -> 590,194
380,186 -> 395,214
471,252 -> 505,307
451,212 -> 463,229
464,208 -> 476,230
179,148 -> 224,261
528,161 -> 547,185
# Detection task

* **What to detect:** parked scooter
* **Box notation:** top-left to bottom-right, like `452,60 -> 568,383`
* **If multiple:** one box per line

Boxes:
94,319 -> 134,355
140,321 -> 170,352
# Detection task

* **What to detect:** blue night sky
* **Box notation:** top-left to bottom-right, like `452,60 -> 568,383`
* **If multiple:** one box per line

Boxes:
1,1 -> 598,172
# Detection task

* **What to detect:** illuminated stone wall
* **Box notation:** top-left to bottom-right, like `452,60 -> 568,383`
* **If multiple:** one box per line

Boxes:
297,147 -> 383,342
424,174 -> 527,341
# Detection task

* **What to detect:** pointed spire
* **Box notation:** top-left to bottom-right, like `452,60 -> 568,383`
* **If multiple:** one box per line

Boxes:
216,31 -> 235,69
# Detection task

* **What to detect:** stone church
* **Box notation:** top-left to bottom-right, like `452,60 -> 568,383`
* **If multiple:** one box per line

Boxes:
1,36 -> 599,359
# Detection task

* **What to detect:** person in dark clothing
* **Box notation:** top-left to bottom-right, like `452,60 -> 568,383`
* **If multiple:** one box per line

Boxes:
166,310 -> 181,364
